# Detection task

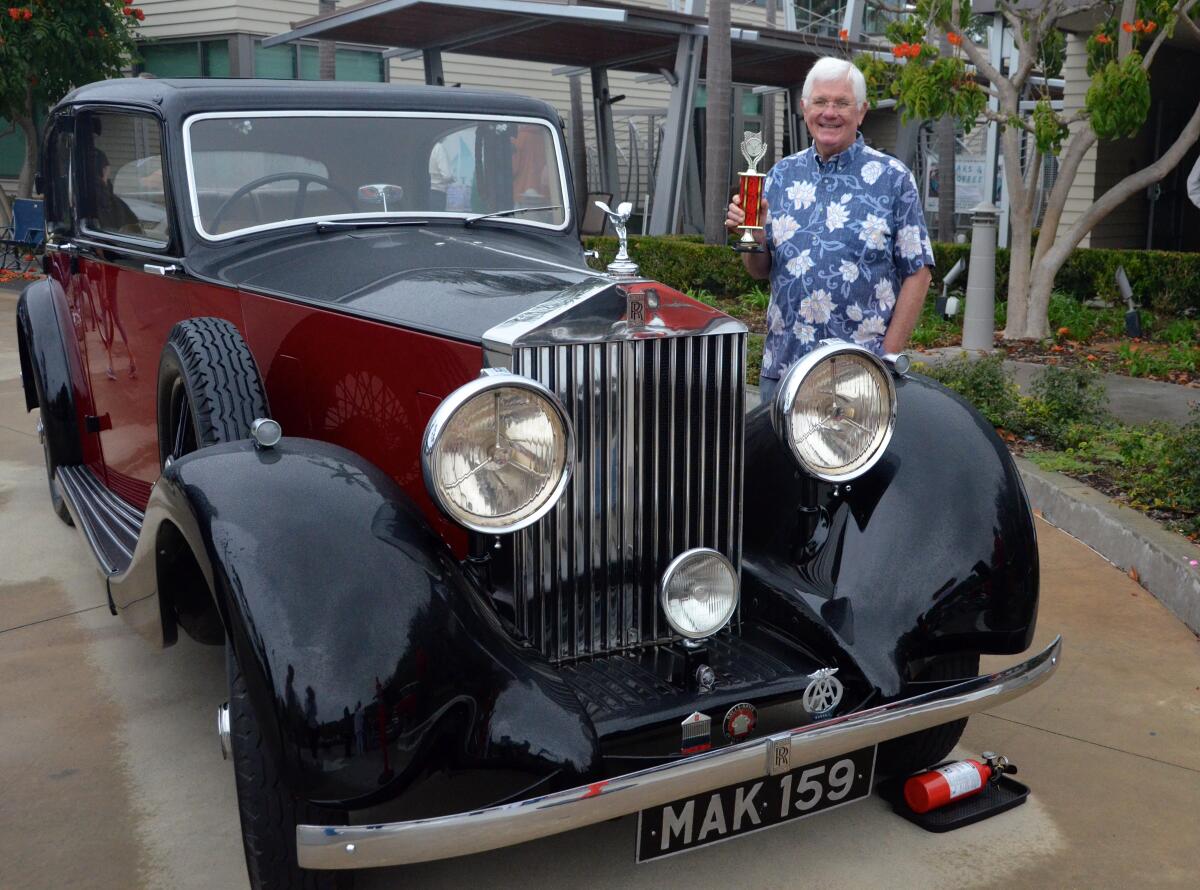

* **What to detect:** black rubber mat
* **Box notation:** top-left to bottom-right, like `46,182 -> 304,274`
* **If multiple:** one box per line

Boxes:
876,767 -> 1030,832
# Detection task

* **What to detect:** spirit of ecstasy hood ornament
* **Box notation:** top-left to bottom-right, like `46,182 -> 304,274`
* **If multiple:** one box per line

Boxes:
594,200 -> 639,280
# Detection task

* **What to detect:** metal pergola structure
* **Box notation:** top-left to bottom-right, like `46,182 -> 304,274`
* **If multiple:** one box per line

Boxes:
263,0 -> 852,233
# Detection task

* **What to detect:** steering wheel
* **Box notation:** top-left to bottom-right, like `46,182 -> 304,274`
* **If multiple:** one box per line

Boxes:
209,172 -> 358,232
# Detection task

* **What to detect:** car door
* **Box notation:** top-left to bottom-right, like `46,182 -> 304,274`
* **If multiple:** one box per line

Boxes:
73,107 -> 189,507
40,112 -> 108,477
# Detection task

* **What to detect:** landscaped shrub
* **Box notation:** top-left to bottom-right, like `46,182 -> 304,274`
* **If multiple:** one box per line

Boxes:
1028,364 -> 1110,447
582,236 -> 1200,314
919,354 -> 1028,433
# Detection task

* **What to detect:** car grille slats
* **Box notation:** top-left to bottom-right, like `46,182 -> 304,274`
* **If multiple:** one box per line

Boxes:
513,332 -> 745,662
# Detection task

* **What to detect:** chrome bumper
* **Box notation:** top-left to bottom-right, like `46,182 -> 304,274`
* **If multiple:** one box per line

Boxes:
298,636 -> 1062,870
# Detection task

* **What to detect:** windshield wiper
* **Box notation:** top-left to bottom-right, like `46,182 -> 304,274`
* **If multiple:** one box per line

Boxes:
462,205 -> 562,228
316,218 -> 428,233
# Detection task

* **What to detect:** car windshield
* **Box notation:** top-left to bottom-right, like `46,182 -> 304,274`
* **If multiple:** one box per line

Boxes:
184,112 -> 569,239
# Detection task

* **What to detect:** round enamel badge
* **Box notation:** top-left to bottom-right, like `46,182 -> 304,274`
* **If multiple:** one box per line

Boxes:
723,702 -> 757,741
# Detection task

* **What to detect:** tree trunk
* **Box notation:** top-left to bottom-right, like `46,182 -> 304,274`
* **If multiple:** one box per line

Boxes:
935,31 -> 956,240
999,125 -> 1034,339
703,0 -> 732,245
935,116 -> 956,240
569,74 -> 589,216
16,88 -> 37,199
318,1 -> 337,80
762,0 -> 776,169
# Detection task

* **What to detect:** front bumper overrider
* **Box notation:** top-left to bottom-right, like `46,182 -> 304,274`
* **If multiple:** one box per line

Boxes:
298,636 -> 1062,870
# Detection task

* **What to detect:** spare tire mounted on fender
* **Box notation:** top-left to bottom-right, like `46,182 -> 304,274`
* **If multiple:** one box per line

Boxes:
156,316 -> 269,467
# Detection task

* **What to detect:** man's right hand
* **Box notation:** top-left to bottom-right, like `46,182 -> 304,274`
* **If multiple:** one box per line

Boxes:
725,194 -> 769,246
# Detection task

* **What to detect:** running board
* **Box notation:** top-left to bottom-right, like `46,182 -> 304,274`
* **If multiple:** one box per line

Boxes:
56,465 -> 144,577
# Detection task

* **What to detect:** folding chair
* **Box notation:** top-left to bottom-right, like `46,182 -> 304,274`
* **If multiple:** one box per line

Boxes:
0,198 -> 45,272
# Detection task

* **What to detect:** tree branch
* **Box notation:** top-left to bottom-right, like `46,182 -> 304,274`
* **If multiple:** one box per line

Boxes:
1142,0 -> 1198,69
1052,95 -> 1200,262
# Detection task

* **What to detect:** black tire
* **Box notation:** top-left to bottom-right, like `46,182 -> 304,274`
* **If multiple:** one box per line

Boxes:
878,652 -> 981,776
39,406 -> 73,526
227,645 -> 353,890
157,317 -> 268,468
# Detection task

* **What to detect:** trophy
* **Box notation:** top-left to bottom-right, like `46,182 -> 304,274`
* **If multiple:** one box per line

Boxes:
733,131 -> 767,253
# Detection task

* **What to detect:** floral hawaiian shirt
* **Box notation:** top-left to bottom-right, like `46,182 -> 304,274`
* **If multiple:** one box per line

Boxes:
760,134 -> 934,380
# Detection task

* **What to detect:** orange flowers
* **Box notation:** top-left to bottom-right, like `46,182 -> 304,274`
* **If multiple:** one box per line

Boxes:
121,5 -> 145,20
1119,20 -> 1157,36
892,42 -> 922,59
838,28 -> 849,41
1057,326 -> 1071,337
1095,33 -> 1112,45
7,7 -> 20,20
947,31 -> 963,46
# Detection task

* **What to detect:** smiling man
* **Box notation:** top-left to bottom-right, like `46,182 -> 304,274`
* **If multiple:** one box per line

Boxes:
726,57 -> 934,401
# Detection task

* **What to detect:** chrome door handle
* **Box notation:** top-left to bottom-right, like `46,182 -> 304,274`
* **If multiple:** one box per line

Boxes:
47,241 -> 77,253
144,263 -> 181,276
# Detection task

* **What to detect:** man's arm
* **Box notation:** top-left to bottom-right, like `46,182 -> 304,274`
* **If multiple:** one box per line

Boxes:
725,195 -> 771,280
882,265 -> 931,354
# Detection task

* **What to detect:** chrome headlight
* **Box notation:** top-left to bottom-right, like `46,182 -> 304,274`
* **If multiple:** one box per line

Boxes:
660,548 -> 740,640
422,372 -> 573,533
772,341 -> 896,482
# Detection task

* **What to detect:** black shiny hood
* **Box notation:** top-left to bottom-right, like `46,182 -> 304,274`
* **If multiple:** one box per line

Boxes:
187,225 -> 606,343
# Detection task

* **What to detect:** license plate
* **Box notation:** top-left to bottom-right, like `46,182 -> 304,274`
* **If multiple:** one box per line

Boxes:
635,745 -> 876,862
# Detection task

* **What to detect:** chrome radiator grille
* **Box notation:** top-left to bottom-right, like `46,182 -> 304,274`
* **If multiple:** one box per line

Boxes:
512,333 -> 746,662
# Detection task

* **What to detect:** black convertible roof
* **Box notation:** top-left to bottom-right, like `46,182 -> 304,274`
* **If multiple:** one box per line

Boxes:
59,78 -> 561,123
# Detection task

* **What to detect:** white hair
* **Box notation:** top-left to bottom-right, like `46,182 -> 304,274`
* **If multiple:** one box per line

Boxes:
802,57 -> 867,106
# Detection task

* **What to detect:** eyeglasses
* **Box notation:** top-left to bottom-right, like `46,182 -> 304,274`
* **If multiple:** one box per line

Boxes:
807,99 -> 857,111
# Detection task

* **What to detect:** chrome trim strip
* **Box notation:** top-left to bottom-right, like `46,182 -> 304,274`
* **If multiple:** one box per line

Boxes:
298,637 -> 1063,869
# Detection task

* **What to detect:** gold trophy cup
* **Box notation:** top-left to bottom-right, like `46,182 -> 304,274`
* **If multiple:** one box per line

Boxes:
733,130 -> 767,253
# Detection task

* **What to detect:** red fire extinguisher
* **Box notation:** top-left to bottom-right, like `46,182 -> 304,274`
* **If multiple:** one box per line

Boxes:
903,752 -> 1016,814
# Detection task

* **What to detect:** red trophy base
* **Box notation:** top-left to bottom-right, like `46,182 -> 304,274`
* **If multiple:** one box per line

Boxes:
733,170 -> 766,253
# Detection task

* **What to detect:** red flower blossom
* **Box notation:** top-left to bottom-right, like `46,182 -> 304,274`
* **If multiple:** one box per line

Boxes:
122,5 -> 132,15
947,31 -> 963,46
892,43 -> 906,58
1095,33 -> 1111,45
7,7 -> 19,20
839,28 -> 849,41
1121,21 -> 1134,33
1145,21 -> 1157,33
134,7 -> 144,20
908,44 -> 922,58
22,7 -> 30,18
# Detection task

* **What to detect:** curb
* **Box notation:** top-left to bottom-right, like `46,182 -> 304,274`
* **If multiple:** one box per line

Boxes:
1017,457 -> 1200,635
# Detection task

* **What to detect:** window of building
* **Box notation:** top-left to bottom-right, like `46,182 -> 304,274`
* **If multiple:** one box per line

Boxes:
254,41 -> 385,82
138,39 -> 232,77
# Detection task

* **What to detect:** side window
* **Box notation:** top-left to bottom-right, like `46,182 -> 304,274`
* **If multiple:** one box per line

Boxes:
44,119 -> 74,236
80,111 -> 169,244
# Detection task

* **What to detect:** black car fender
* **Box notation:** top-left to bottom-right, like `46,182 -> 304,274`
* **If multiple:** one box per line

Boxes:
741,372 -> 1039,698
15,279 -> 84,465
110,437 -> 601,810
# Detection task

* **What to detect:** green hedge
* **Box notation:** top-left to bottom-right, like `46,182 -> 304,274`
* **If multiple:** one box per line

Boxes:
582,236 -> 1200,313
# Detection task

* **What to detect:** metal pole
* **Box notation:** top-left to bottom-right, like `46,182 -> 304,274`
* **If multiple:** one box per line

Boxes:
422,49 -> 444,86
591,67 -> 621,198
649,33 -> 703,234
962,202 -> 999,352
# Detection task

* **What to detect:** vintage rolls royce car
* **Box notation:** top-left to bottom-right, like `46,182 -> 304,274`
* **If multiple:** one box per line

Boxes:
17,78 -> 1059,888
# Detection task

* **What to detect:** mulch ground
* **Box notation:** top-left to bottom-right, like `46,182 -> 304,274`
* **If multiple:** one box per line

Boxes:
1000,336 -> 1200,387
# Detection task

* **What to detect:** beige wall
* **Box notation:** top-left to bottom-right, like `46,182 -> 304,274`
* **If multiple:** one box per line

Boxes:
1057,33 -> 1098,248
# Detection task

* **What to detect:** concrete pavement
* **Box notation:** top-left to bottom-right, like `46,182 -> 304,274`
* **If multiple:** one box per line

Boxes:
2,287 -> 1199,889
